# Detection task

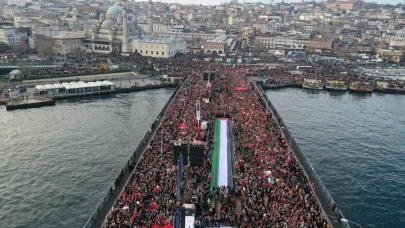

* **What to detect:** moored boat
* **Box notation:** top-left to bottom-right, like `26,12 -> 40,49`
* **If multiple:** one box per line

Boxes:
380,85 -> 405,94
302,79 -> 323,90
325,81 -> 348,91
349,82 -> 374,92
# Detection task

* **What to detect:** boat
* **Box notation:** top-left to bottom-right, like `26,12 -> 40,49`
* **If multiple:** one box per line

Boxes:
349,82 -> 374,92
325,81 -> 347,91
302,79 -> 323,90
380,84 -> 405,94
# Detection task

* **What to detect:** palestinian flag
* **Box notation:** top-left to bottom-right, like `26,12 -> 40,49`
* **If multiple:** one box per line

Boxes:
211,118 -> 235,188
264,171 -> 276,185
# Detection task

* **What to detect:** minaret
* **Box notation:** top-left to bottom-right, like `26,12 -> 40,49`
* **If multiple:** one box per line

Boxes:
148,0 -> 153,33
122,0 -> 128,52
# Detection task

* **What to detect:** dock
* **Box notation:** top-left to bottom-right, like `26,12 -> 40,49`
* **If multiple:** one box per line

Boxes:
5,97 -> 55,111
2,83 -> 179,111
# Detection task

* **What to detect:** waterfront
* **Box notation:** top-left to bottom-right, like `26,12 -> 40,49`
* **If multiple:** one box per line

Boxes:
0,89 -> 174,228
265,89 -> 405,228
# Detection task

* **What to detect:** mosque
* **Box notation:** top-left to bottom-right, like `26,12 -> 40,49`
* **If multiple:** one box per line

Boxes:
80,0 -> 186,57
389,28 -> 405,47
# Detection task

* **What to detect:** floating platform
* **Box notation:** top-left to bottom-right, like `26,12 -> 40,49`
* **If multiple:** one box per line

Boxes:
3,83 -> 179,111
6,98 -> 55,111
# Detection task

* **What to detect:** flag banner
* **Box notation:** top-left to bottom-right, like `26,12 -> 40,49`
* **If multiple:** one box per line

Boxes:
264,171 -> 276,184
235,86 -> 248,91
211,118 -> 235,188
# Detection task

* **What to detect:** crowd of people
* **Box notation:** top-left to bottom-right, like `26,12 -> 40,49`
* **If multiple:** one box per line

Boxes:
257,60 -> 369,86
103,54 -> 332,228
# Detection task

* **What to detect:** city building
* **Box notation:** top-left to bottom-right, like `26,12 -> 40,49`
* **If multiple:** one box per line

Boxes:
242,27 -> 255,48
255,33 -> 310,50
7,0 -> 32,7
324,1 -> 355,11
309,37 -> 334,51
62,1 -> 187,57
376,48 -> 403,63
53,32 -> 86,55
303,23 -> 317,33
389,29 -> 405,47
203,35 -> 233,55
134,36 -> 186,58
0,24 -> 22,45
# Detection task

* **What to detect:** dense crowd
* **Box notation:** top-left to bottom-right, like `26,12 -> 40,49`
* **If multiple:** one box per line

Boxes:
103,55 -> 331,228
258,60 -> 369,85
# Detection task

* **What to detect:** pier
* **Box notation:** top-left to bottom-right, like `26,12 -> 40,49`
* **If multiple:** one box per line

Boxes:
5,97 -> 55,111
2,83 -> 178,111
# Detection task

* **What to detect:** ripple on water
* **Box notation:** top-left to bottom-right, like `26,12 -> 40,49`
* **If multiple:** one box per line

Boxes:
266,88 -> 405,228
0,89 -> 174,228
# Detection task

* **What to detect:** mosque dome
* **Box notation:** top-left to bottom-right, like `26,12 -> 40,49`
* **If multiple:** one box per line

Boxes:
396,29 -> 405,37
107,5 -> 123,16
102,19 -> 116,27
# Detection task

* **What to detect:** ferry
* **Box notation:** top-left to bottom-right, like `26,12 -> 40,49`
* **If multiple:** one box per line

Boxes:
302,79 -> 323,90
325,81 -> 348,91
380,84 -> 405,94
348,82 -> 374,92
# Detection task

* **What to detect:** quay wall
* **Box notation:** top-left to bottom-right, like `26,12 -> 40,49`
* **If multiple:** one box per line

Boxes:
5,100 -> 55,111
254,82 -> 350,228
84,79 -> 186,228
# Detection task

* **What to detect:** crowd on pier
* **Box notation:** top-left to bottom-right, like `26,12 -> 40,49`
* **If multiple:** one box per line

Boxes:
102,56 -> 331,228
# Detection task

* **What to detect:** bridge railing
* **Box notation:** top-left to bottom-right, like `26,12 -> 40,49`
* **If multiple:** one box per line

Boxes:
254,81 -> 350,228
83,78 -> 186,228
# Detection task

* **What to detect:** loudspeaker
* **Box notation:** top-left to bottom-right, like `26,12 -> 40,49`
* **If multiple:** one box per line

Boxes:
172,145 -> 205,167
209,72 -> 215,81
203,72 -> 209,81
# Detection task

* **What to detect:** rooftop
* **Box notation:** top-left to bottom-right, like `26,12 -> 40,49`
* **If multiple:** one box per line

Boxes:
53,32 -> 86,39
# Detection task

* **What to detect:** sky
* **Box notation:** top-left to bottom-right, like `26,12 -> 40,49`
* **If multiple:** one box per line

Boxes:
142,0 -> 404,6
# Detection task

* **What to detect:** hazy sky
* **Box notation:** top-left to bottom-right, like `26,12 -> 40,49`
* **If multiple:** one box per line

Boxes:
144,0 -> 404,5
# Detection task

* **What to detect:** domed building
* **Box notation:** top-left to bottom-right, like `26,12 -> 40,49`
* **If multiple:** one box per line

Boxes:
389,29 -> 405,47
79,0 -> 185,57
8,69 -> 23,80
82,3 -> 144,53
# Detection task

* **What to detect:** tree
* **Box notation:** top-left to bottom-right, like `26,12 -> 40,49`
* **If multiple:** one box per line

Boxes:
69,47 -> 83,57
11,42 -> 29,55
252,42 -> 265,56
17,63 -> 31,78
37,37 -> 55,58
0,42 -> 11,53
